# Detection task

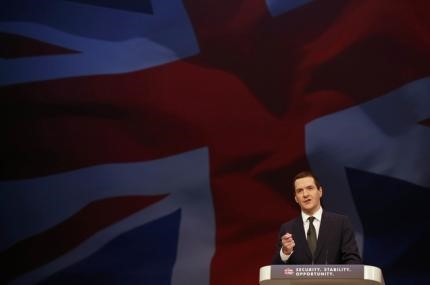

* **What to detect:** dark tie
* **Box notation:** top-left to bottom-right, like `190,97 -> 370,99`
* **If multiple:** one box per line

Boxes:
307,216 -> 317,256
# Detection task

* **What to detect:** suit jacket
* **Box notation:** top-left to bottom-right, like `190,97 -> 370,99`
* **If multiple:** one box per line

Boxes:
272,211 -> 362,264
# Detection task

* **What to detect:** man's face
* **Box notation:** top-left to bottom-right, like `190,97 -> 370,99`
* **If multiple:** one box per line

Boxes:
294,176 -> 322,215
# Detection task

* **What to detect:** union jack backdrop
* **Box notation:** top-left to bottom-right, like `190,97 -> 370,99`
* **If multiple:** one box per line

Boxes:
1,1 -> 429,284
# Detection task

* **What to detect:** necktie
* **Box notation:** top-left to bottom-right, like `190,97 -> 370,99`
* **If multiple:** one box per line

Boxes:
307,216 -> 317,257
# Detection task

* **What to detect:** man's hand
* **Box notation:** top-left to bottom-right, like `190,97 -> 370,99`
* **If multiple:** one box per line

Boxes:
281,233 -> 295,255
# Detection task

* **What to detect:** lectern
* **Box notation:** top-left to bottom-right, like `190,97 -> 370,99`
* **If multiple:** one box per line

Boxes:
259,265 -> 384,285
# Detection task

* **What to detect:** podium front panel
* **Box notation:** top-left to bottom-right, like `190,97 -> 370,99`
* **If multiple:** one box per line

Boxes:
259,265 -> 384,285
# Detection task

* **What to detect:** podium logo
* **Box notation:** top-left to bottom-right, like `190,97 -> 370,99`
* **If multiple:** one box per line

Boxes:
284,268 -> 295,276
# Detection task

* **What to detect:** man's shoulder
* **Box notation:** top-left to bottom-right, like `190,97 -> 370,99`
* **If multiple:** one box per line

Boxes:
323,210 -> 350,222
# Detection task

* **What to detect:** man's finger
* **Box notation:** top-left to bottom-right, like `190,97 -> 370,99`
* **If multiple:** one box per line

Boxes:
282,233 -> 292,239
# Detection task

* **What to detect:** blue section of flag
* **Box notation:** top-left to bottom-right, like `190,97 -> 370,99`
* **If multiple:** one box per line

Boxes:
0,0 -> 200,85
2,0 -> 157,41
66,0 -> 154,14
266,0 -> 314,16
346,168 -> 429,285
40,210 -> 181,285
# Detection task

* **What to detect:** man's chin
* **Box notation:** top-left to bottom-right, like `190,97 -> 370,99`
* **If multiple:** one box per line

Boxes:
302,205 -> 315,214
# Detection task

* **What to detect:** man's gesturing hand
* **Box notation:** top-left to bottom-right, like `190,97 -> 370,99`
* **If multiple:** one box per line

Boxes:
281,233 -> 295,255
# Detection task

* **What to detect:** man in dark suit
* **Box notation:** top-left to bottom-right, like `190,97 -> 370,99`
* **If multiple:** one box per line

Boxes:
272,171 -> 362,264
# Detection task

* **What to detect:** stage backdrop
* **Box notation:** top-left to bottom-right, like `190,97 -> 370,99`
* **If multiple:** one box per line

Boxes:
1,1 -> 429,284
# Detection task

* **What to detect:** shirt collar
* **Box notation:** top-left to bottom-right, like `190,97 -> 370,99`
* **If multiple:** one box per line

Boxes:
301,206 -> 323,223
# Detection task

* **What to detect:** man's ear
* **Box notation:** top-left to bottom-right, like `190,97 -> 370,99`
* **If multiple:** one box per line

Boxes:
318,187 -> 323,198
294,195 -> 298,203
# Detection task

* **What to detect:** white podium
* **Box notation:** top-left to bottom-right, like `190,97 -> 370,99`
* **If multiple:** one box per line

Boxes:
259,265 -> 384,285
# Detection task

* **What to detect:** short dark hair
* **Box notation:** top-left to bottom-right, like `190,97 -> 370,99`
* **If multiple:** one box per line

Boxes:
293,171 -> 321,190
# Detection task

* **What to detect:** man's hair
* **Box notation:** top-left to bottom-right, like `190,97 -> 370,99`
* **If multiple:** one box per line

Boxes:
293,171 -> 321,190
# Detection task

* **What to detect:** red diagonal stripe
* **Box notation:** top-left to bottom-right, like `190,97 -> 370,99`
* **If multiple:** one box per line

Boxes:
419,118 -> 430,127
